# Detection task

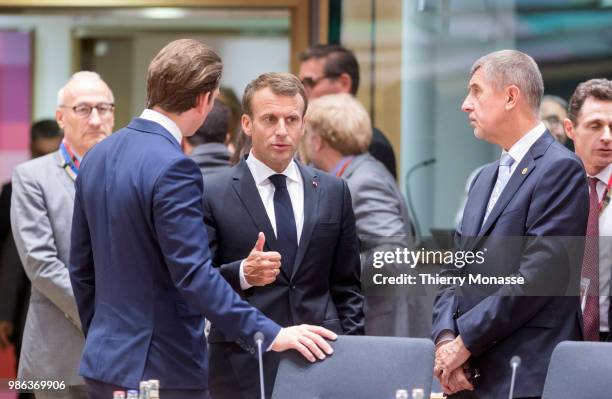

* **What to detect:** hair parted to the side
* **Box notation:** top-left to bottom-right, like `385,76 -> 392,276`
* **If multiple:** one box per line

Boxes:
242,72 -> 308,117
305,93 -> 372,155
568,78 -> 612,123
146,39 -> 222,113
470,49 -> 544,115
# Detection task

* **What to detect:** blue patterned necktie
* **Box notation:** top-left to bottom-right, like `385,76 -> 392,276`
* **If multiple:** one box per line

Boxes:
269,174 -> 298,276
483,152 -> 515,225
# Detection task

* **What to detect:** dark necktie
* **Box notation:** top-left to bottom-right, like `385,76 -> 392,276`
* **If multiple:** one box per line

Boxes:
582,177 -> 600,341
269,174 -> 298,276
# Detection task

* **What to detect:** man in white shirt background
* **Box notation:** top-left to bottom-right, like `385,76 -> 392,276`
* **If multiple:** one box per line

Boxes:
564,78 -> 612,342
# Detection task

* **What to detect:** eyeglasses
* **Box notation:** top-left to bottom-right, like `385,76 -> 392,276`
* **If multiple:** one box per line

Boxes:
61,103 -> 115,118
300,75 -> 338,90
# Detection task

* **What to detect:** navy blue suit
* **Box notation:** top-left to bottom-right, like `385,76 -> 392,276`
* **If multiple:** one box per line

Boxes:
69,118 -> 281,391
202,159 -> 364,398
432,132 -> 588,398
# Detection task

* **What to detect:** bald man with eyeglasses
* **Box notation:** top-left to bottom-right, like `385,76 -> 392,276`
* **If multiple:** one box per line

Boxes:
10,71 -> 114,399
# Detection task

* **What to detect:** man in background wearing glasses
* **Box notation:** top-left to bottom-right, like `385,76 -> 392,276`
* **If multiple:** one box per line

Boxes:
10,71 -> 114,399
298,44 -> 397,179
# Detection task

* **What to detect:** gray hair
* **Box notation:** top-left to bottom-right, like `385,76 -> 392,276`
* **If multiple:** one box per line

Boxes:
470,50 -> 544,115
57,71 -> 114,106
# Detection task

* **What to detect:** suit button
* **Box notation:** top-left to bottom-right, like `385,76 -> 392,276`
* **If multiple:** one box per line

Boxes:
290,285 -> 296,290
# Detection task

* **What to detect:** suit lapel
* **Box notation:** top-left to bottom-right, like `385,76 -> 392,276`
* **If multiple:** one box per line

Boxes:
54,151 -> 77,196
291,163 -> 320,280
478,154 -> 535,236
476,131 -> 554,237
462,164 -> 496,238
231,160 -> 279,251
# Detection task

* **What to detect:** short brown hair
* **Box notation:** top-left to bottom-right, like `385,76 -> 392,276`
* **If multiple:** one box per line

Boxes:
242,72 -> 308,117
568,78 -> 612,123
305,93 -> 372,155
146,39 -> 222,113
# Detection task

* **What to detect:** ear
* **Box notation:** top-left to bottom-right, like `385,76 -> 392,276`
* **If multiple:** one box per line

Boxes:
505,85 -> 520,110
563,118 -> 575,140
337,73 -> 353,94
196,92 -> 212,113
55,108 -> 65,130
311,132 -> 324,151
241,113 -> 253,137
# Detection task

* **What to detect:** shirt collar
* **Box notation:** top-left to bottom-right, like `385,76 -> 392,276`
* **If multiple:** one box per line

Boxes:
245,150 -> 300,186
503,122 -> 547,164
140,109 -> 182,144
592,163 -> 612,185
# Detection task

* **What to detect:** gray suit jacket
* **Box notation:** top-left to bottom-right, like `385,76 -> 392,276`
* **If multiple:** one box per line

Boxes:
342,153 -> 430,338
11,151 -> 84,385
189,143 -> 231,178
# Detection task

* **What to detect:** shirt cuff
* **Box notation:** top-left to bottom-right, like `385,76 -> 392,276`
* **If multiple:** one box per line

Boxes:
266,330 -> 281,352
239,259 -> 253,290
435,329 -> 456,348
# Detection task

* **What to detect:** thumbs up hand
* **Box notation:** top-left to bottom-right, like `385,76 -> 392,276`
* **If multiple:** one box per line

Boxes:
243,232 -> 282,286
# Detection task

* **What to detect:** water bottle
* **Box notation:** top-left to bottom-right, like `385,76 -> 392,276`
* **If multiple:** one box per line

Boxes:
139,381 -> 149,399
148,379 -> 160,399
395,389 -> 408,399
412,388 -> 425,399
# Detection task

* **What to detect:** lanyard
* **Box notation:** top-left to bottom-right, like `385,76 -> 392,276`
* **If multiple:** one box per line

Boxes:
60,139 -> 79,180
335,157 -> 354,177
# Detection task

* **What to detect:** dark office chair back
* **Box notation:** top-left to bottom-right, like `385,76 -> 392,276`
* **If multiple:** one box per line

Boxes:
542,341 -> 612,399
272,335 -> 434,399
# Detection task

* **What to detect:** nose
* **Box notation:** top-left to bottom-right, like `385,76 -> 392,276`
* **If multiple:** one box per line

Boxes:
601,124 -> 612,143
275,119 -> 288,136
461,96 -> 473,113
88,108 -> 102,126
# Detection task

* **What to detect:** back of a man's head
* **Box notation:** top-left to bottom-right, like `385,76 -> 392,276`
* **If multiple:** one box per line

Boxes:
187,100 -> 230,146
146,39 -> 222,113
299,44 -> 360,95
30,119 -> 62,158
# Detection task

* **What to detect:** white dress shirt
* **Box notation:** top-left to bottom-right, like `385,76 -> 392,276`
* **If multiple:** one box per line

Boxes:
140,109 -> 183,144
239,151 -> 304,289
503,122 -> 547,176
591,163 -> 612,332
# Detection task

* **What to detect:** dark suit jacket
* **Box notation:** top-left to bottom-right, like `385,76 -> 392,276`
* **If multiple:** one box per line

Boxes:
0,182 -> 29,356
370,127 -> 396,179
69,118 -> 281,390
189,142 -> 231,178
202,159 -> 364,397
432,132 -> 588,398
